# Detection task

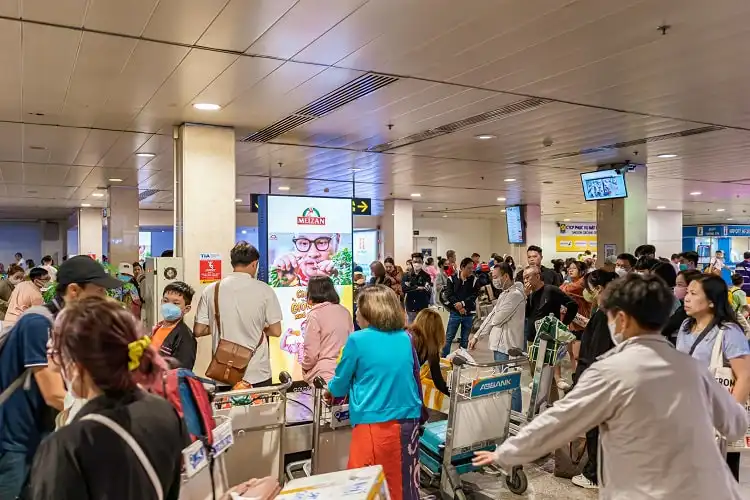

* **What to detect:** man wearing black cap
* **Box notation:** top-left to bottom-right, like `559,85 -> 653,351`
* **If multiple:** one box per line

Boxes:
0,256 -> 122,498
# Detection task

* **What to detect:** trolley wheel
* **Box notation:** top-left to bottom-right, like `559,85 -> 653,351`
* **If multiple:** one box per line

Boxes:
453,488 -> 467,500
505,469 -> 528,495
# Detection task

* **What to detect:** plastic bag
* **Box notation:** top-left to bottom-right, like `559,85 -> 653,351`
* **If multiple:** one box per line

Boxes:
445,347 -> 476,364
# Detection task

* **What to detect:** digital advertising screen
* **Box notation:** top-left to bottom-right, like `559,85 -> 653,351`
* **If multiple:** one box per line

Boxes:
506,205 -> 526,244
580,169 -> 628,201
260,196 -> 353,380
353,230 -> 379,280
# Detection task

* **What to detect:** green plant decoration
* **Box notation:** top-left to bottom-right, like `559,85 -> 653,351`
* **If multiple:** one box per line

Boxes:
331,247 -> 353,286
41,260 -> 135,305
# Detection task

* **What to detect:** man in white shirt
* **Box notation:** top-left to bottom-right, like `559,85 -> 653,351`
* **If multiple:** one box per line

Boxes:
709,249 -> 725,275
41,255 -> 57,282
194,242 -> 283,388
14,252 -> 25,270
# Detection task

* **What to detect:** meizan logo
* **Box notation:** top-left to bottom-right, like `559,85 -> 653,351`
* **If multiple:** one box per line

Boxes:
297,207 -> 326,226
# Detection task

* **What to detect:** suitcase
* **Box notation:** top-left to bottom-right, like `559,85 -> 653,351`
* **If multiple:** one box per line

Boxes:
419,420 -> 494,476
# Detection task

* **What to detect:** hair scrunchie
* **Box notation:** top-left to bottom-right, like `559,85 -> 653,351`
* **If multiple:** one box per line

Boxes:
127,336 -> 152,371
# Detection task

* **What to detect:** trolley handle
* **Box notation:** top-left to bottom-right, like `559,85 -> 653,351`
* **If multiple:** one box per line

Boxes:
312,376 -> 327,390
452,355 -> 525,369
215,371 -> 293,399
507,347 -> 528,358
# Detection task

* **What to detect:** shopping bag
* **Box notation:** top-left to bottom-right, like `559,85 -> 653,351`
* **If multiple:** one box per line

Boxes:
553,437 -> 588,478
420,360 -> 451,412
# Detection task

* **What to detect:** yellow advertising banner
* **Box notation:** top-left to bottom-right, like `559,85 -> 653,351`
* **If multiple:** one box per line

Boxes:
556,235 -> 598,253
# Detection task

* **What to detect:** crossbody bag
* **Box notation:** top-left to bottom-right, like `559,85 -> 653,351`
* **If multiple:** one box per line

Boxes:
205,281 -> 265,385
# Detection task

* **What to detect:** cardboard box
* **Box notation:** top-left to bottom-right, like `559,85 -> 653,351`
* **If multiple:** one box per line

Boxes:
277,465 -> 390,499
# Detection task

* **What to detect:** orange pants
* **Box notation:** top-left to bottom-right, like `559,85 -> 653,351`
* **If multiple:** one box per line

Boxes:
348,419 -> 420,500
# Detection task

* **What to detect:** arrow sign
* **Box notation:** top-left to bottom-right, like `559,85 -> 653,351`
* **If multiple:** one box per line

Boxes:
352,197 -> 371,215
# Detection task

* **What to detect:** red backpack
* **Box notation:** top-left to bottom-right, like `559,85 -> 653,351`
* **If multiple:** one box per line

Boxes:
151,368 -> 216,445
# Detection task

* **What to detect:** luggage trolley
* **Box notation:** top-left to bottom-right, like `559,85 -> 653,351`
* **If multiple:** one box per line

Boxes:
420,355 -> 528,499
285,376 -> 353,479
211,372 -> 293,488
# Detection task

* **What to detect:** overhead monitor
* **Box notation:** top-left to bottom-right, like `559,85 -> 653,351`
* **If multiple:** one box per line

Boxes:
580,169 -> 628,201
506,205 -> 525,244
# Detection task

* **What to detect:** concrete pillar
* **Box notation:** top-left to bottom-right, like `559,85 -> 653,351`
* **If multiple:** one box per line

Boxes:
597,166 -> 647,259
647,210 -> 683,259
107,186 -> 140,267
382,199 -> 414,267
77,208 -> 103,260
175,124 -> 236,375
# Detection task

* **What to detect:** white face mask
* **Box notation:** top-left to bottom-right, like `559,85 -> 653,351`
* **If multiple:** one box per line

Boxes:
492,277 -> 503,289
607,319 -> 625,346
615,266 -> 626,277
413,263 -> 422,272
62,363 -> 82,399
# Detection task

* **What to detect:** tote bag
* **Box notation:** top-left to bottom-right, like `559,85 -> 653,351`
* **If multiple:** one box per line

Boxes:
710,329 -> 750,450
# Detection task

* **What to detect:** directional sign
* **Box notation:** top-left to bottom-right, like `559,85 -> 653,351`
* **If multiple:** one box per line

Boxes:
352,197 -> 371,215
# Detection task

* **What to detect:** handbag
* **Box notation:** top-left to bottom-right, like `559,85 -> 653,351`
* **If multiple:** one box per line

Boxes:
553,436 -> 588,478
205,281 -> 264,386
709,327 -> 735,392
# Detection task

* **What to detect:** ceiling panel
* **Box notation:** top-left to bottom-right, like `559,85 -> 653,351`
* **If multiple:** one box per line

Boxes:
142,0 -> 229,45
73,129 -> 124,166
97,132 -> 153,167
0,19 -> 22,121
83,0 -> 159,36
21,0 -> 88,26
197,0 -> 298,52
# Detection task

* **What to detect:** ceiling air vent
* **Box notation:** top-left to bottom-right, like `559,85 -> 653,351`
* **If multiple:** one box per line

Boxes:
243,73 -> 399,143
367,97 -> 551,153
138,189 -> 159,202
515,125 -> 725,165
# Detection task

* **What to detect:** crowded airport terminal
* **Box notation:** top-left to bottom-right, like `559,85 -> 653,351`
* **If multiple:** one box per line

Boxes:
1,2 -> 750,499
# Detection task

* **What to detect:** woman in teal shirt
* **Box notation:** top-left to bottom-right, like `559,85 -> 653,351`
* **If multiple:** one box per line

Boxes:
328,285 -> 423,500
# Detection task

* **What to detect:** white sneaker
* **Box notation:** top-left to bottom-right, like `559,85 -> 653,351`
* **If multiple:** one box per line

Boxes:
557,379 -> 572,391
571,474 -> 598,489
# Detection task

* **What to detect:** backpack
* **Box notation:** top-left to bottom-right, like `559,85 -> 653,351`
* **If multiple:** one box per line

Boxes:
151,368 -> 216,445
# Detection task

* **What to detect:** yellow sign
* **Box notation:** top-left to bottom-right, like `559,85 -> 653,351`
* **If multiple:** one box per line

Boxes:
556,235 -> 597,253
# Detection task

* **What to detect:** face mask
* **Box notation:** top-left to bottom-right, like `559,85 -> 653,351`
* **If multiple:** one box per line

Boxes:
583,288 -> 596,304
607,319 -> 624,346
8,277 -> 21,285
492,278 -> 503,289
413,263 -> 422,272
62,362 -> 81,399
679,263 -> 688,271
615,266 -> 627,277
674,285 -> 687,301
161,302 -> 183,322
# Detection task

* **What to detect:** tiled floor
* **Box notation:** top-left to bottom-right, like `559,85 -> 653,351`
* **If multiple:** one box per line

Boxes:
440,334 -> 750,499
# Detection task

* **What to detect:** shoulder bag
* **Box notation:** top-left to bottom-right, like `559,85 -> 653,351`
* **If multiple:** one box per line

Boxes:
709,327 -> 736,392
205,281 -> 264,386
82,414 -> 163,500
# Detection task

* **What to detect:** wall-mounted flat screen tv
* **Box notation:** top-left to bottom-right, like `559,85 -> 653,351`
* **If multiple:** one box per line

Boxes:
506,205 -> 525,244
580,169 -> 628,201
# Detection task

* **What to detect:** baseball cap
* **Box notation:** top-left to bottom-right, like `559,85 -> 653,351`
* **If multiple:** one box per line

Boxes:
118,262 -> 133,275
57,255 -> 123,289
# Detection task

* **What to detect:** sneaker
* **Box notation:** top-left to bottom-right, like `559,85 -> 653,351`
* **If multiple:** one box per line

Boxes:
557,379 -> 572,391
571,474 -> 598,489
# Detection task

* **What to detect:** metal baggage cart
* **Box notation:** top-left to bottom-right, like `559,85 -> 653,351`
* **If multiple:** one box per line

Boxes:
210,372 -> 293,488
285,376 -> 353,480
421,355 -> 528,499
179,415 -> 233,500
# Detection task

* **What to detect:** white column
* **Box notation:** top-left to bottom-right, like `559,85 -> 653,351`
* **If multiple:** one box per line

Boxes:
648,210 -> 683,258
107,186 -> 140,266
382,199 -> 414,267
77,208 -> 103,259
175,124 -> 236,375
597,166 -> 647,257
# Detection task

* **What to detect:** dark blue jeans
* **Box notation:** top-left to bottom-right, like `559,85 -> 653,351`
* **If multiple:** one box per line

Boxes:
493,351 -> 523,414
0,451 -> 30,499
442,311 -> 473,356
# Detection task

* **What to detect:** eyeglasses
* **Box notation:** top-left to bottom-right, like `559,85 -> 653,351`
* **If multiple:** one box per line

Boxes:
293,237 -> 331,252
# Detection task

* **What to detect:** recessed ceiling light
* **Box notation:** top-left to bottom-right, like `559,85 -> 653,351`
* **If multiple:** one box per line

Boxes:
427,206 -> 433,209
497,197 -> 506,201
500,209 -> 507,213
136,152 -> 155,158
475,134 -> 496,140
81,203 -> 92,207
716,208 -> 726,212
411,193 -> 421,197
504,178 -> 516,182
727,218 -> 734,221
442,215 -> 448,218
690,191 -> 702,196
235,198 -> 242,203
656,206 -> 666,209
193,103 -> 221,111
563,218 -> 571,222
29,145 -> 46,151
657,153 -> 678,158
542,180 -> 553,185
241,230 -> 247,234
109,178 -> 123,182
92,193 -> 104,197
349,167 -> 361,172
278,186 -> 290,191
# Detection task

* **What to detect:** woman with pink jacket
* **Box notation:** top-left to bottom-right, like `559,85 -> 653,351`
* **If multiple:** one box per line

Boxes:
301,276 -> 354,384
